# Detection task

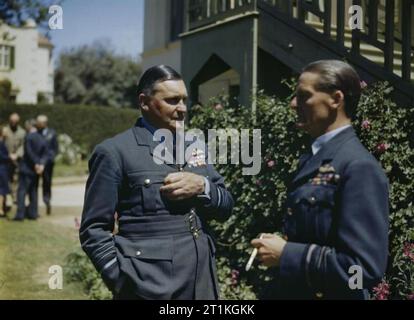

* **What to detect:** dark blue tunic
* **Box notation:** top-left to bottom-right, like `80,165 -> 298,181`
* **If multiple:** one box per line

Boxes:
0,141 -> 10,196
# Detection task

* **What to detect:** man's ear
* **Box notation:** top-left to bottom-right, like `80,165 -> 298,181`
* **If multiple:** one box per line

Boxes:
138,93 -> 149,111
331,90 -> 344,110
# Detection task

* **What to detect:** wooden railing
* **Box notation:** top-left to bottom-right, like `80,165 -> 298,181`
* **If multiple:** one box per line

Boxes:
187,0 -> 256,30
185,0 -> 413,83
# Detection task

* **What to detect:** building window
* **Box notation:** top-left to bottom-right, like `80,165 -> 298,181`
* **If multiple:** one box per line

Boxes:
0,45 -> 14,70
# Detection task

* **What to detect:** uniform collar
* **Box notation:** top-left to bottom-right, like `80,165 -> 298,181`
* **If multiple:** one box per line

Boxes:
141,117 -> 157,136
311,125 -> 352,155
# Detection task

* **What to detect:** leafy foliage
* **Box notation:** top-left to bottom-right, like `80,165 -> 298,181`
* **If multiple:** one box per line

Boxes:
54,41 -> 142,108
190,82 -> 414,300
65,248 -> 112,300
0,103 -> 139,153
0,0 -> 58,30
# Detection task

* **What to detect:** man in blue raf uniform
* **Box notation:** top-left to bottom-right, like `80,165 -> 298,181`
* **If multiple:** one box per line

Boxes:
80,65 -> 234,300
37,115 -> 58,215
13,119 -> 48,221
251,60 -> 389,299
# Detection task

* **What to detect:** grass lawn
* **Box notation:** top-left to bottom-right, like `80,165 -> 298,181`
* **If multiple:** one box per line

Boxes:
54,160 -> 88,178
0,207 -> 89,300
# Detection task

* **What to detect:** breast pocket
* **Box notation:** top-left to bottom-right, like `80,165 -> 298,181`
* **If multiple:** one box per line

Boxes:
292,185 -> 336,244
127,172 -> 166,214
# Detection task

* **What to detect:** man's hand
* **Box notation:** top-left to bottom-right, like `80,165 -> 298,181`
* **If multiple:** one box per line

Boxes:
160,172 -> 205,201
35,164 -> 45,175
251,233 -> 287,267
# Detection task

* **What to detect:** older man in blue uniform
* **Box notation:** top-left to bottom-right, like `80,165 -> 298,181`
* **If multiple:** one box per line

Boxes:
80,65 -> 233,300
251,60 -> 389,299
13,120 -> 48,221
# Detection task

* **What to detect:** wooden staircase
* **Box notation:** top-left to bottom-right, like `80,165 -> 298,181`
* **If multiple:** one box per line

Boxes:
307,20 -> 414,83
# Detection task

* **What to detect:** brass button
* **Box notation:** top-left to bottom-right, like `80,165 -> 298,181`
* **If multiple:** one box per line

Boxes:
316,292 -> 323,298
190,208 -> 196,214
193,231 -> 199,239
136,250 -> 142,256
144,179 -> 151,186
287,208 -> 293,216
309,196 -> 316,204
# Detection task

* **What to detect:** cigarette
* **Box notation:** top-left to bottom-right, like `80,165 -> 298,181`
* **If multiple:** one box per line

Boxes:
245,234 -> 264,271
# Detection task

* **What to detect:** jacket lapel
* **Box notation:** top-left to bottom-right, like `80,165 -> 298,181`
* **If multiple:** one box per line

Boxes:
132,118 -> 189,169
292,127 -> 356,185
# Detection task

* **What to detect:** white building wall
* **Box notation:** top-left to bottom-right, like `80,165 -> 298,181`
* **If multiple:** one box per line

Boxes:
142,0 -> 182,73
0,22 -> 54,104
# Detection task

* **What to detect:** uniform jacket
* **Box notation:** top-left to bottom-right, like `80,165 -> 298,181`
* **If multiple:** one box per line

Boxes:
275,127 -> 389,300
40,128 -> 58,164
79,118 -> 234,300
19,132 -> 48,176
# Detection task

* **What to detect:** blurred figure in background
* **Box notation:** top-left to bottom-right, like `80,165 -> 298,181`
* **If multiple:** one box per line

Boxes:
36,115 -> 58,215
13,119 -> 48,221
0,125 -> 10,217
3,113 -> 25,203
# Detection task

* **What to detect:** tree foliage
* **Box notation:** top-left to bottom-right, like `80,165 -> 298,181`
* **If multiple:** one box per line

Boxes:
0,0 -> 58,29
54,41 -> 142,108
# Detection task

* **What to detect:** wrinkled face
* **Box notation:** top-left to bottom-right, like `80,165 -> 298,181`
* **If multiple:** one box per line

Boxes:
290,72 -> 336,138
141,80 -> 188,132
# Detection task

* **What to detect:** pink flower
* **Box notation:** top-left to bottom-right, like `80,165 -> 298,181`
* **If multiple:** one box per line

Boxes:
403,242 -> 414,262
267,160 -> 275,168
231,269 -> 240,287
361,120 -> 371,130
373,280 -> 390,300
213,103 -> 223,111
255,179 -> 262,186
376,143 -> 390,154
360,80 -> 368,89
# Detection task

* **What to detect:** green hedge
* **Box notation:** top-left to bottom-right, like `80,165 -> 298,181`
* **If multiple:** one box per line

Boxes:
190,82 -> 414,300
0,103 -> 140,153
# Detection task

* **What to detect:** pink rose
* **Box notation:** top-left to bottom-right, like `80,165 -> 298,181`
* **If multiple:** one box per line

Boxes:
267,160 -> 275,168
376,143 -> 390,154
214,103 -> 223,111
231,269 -> 240,287
403,242 -> 414,262
360,81 -> 368,89
373,280 -> 390,300
361,120 -> 371,130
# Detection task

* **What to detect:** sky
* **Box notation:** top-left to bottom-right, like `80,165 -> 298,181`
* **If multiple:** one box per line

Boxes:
48,0 -> 144,62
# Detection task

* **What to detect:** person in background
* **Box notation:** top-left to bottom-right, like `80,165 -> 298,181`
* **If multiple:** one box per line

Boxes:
13,119 -> 48,221
3,113 -> 25,203
36,115 -> 58,215
0,125 -> 10,217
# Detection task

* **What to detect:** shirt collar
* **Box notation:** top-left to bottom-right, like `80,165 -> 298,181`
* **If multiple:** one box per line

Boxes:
311,124 -> 352,155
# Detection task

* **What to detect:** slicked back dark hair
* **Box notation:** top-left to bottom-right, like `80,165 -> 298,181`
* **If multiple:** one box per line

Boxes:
137,65 -> 183,97
303,60 -> 361,119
